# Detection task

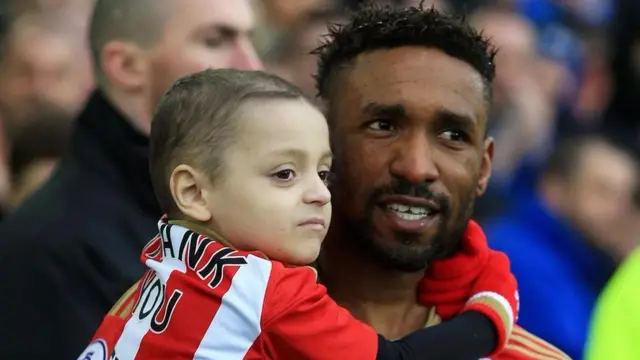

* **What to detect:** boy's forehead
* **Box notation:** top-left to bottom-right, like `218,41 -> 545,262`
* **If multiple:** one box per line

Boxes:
235,98 -> 330,154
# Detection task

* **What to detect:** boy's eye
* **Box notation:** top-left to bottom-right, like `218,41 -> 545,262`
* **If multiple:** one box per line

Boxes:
318,170 -> 333,186
274,169 -> 296,181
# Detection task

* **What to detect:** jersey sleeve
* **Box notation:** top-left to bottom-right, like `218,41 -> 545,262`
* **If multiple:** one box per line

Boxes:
261,263 -> 378,360
464,250 -> 519,356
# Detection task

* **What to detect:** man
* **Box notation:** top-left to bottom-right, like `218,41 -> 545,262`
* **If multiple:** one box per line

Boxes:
0,0 -> 260,358
312,4 -> 569,358
485,136 -> 637,359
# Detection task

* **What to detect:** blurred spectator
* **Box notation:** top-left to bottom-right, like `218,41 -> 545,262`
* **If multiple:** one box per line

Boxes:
470,7 -> 559,219
472,7 -> 558,177
586,246 -> 640,360
262,0 -> 448,98
485,135 -> 637,359
0,10 -> 93,137
265,7 -> 347,96
0,0 -> 261,358
261,0 -> 334,26
6,107 -> 71,209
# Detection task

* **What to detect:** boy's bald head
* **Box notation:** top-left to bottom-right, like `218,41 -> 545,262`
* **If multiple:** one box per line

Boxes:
150,68 -> 310,215
89,0 -> 170,83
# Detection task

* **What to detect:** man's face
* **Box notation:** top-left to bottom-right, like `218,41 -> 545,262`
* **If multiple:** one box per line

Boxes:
565,143 -> 637,244
147,0 -> 262,107
0,23 -> 93,128
328,47 -> 493,272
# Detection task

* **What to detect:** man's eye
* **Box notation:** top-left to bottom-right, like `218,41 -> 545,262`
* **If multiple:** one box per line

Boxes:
273,169 -> 296,181
368,120 -> 395,132
440,130 -> 469,142
204,37 -> 223,47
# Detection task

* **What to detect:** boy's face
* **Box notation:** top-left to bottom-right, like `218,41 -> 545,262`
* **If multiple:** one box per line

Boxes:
204,98 -> 332,265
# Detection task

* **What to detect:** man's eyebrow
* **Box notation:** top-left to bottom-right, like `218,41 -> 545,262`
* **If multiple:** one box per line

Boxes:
362,102 -> 406,118
434,108 -> 477,128
197,23 -> 253,37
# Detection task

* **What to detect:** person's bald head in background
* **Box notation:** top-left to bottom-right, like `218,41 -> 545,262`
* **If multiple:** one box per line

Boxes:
90,0 -> 262,133
470,8 -> 538,108
264,6 -> 347,97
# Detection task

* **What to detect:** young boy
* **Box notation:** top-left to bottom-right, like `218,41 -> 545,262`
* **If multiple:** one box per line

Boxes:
78,69 -> 518,360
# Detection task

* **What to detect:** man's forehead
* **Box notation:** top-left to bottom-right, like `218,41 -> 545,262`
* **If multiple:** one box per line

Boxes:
168,0 -> 255,33
581,143 -> 636,176
333,47 -> 486,118
350,47 -> 483,90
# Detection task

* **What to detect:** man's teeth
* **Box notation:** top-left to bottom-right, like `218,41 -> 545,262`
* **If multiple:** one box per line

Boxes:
386,203 -> 433,220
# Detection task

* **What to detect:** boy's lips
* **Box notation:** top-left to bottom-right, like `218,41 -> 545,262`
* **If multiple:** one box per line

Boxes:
299,217 -> 326,230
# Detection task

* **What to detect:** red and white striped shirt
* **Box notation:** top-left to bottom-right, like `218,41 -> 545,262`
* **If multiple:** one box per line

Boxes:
78,220 -> 378,360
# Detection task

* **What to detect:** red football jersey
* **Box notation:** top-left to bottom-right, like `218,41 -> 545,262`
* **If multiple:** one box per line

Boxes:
78,220 -> 378,360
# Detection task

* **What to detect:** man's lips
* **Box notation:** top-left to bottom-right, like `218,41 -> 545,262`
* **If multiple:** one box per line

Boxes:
375,195 -> 442,233
376,194 -> 442,213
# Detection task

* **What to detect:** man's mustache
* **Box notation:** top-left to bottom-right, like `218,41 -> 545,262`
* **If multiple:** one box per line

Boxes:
370,177 -> 450,213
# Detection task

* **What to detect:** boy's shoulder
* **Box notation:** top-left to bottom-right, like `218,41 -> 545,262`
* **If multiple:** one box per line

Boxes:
144,223 -> 321,315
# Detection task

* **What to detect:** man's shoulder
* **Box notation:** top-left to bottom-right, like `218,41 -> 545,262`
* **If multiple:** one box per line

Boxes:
496,325 -> 571,360
0,164 -> 156,250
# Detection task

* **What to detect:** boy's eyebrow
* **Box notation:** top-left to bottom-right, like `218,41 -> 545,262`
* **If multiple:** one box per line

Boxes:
269,148 -> 333,161
321,150 -> 334,161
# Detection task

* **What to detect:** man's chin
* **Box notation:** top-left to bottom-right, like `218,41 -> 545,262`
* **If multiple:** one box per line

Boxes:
342,215 -> 441,272
364,236 -> 435,273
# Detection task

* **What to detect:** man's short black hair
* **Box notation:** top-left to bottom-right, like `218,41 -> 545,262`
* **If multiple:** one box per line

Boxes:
312,3 -> 497,100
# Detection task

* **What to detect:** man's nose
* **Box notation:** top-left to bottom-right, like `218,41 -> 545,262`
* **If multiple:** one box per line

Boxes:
232,39 -> 263,70
389,134 -> 439,184
303,173 -> 331,206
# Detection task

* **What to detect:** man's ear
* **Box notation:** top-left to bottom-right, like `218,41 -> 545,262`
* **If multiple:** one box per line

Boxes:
100,40 -> 150,91
477,137 -> 494,196
169,164 -> 212,222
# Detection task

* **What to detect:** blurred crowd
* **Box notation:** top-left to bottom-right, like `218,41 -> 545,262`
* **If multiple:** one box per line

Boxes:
0,0 -> 638,359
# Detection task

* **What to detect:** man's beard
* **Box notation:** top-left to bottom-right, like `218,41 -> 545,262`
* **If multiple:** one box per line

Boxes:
339,177 -> 476,273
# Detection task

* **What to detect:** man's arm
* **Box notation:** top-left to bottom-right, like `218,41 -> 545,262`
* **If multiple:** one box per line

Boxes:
586,248 -> 640,360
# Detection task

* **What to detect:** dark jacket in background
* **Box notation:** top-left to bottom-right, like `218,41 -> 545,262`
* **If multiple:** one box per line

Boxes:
602,0 -> 640,155
0,91 -> 161,359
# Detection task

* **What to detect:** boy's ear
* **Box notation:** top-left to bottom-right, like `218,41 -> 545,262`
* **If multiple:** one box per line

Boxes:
169,164 -> 212,222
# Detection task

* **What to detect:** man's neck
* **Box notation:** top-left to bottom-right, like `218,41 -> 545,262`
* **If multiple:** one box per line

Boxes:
318,235 -> 430,339
102,86 -> 152,135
